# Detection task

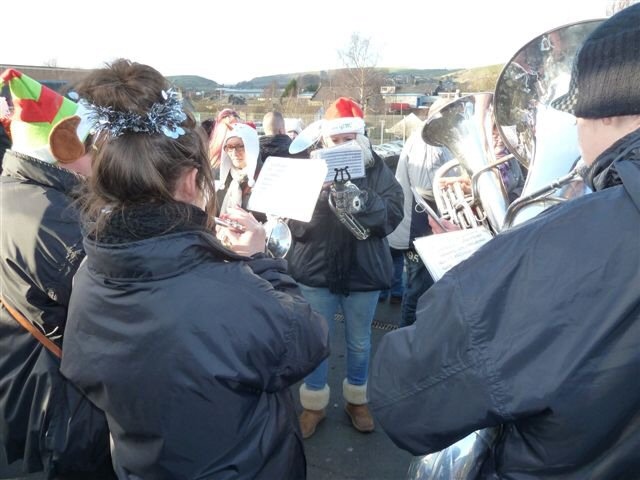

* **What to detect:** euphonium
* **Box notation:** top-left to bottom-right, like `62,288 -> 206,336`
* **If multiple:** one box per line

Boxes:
328,167 -> 370,240
422,92 -> 511,234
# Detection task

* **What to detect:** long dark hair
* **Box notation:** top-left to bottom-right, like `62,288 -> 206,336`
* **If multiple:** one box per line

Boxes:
73,59 -> 216,237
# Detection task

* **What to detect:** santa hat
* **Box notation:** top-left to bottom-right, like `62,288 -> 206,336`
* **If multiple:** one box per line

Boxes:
321,97 -> 365,137
288,97 -> 366,154
0,68 -> 91,163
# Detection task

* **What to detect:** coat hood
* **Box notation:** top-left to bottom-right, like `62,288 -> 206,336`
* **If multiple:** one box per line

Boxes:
219,123 -> 260,189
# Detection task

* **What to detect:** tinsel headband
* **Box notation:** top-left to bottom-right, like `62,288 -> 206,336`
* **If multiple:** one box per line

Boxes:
83,88 -> 187,139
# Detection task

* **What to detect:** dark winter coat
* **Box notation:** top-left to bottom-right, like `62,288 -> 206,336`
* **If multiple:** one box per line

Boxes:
0,151 -> 112,477
60,204 -> 329,480
370,129 -> 640,479
288,151 -> 404,291
259,134 -> 294,160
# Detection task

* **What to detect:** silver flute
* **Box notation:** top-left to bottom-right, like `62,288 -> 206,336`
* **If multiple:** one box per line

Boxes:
213,217 -> 246,233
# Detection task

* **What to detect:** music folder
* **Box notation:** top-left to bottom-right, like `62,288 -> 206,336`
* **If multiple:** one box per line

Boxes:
413,228 -> 493,282
310,141 -> 365,182
247,156 -> 327,222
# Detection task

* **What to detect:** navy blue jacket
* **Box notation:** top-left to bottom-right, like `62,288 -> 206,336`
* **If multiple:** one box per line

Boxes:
0,151 -> 112,477
371,131 -> 640,478
61,226 -> 329,480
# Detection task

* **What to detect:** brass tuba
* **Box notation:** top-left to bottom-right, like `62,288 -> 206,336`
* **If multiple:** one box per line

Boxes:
494,19 -> 604,228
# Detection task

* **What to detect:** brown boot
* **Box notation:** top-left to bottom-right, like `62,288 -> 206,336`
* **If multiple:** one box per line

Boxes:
345,403 -> 375,433
299,408 -> 326,439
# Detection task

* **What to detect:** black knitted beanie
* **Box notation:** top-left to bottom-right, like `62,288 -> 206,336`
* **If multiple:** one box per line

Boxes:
551,3 -> 640,118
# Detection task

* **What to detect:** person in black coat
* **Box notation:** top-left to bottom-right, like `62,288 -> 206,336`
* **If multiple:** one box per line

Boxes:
60,59 -> 329,480
287,97 -> 404,440
259,110 -> 293,160
370,6 -> 640,478
0,69 -> 113,478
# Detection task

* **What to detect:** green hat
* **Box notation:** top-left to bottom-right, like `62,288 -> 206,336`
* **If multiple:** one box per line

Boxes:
0,68 -> 90,163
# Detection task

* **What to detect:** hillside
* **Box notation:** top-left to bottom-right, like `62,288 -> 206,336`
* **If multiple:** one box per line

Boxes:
167,65 -> 505,95
166,75 -> 219,93
444,64 -> 505,92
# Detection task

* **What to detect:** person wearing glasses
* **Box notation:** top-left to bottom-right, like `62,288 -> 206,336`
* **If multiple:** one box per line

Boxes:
216,122 -> 263,217
208,108 -> 241,173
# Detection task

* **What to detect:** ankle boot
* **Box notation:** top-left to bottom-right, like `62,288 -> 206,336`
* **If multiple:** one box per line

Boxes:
299,383 -> 330,439
299,408 -> 326,439
345,402 -> 375,433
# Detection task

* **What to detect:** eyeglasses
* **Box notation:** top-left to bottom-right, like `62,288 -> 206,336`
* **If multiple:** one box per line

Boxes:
224,144 -> 245,153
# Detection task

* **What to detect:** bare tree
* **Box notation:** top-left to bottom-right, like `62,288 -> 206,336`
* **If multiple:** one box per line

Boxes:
606,0 -> 638,15
262,80 -> 280,106
337,33 -> 385,114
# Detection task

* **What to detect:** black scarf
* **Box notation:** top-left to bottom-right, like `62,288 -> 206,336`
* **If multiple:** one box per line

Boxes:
585,127 -> 640,192
95,202 -> 209,244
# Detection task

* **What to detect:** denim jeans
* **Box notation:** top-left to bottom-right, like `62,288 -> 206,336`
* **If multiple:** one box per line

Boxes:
401,249 -> 435,327
299,284 -> 380,390
380,247 -> 405,300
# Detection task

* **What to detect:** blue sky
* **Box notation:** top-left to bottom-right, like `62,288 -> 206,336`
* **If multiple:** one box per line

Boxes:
4,0 -> 611,85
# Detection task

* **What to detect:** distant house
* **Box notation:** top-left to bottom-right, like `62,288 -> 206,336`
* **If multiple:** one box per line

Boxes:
0,64 -> 89,90
382,92 -> 433,111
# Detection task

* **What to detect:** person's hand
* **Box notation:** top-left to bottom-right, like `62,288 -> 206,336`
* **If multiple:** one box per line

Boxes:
429,216 -> 460,234
217,207 -> 266,256
439,176 -> 472,195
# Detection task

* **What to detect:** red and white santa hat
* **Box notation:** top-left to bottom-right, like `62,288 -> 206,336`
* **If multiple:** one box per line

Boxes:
289,97 -> 365,154
321,97 -> 365,137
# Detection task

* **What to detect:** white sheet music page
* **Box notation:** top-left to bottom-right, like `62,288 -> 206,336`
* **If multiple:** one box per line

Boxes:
311,141 -> 365,183
247,156 -> 327,222
413,228 -> 493,282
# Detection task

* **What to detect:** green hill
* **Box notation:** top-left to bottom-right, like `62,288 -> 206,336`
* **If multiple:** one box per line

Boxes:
167,66 -> 504,94
167,75 -> 219,93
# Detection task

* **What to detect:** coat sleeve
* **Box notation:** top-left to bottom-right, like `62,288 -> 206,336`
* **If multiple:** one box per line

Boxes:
354,155 -> 404,238
369,271 -> 508,455
245,255 -> 330,391
287,192 -> 332,242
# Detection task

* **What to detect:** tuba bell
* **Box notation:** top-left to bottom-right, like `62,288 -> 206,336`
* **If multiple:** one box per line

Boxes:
494,19 -> 604,228
422,92 -> 513,234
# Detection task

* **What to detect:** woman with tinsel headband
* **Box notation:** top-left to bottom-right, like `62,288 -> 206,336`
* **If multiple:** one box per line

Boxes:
60,59 -> 329,480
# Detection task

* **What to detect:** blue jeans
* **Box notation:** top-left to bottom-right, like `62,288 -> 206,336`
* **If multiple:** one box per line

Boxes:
401,249 -> 434,327
299,284 -> 380,390
380,248 -> 405,299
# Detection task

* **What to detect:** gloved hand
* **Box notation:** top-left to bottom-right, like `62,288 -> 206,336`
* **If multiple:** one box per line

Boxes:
330,181 -> 368,215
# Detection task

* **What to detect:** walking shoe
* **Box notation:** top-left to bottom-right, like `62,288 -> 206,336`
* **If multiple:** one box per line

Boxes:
299,408 -> 326,439
345,403 -> 375,433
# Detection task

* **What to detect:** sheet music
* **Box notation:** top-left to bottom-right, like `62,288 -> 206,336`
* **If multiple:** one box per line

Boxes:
413,228 -> 493,282
247,156 -> 327,222
311,141 -> 365,182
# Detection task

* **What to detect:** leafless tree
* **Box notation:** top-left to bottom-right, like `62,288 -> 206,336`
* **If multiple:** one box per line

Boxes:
337,33 -> 385,114
262,80 -> 280,105
606,0 -> 638,15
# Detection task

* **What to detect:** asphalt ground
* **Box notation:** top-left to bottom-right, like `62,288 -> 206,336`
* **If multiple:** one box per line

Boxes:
298,299 -> 415,480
